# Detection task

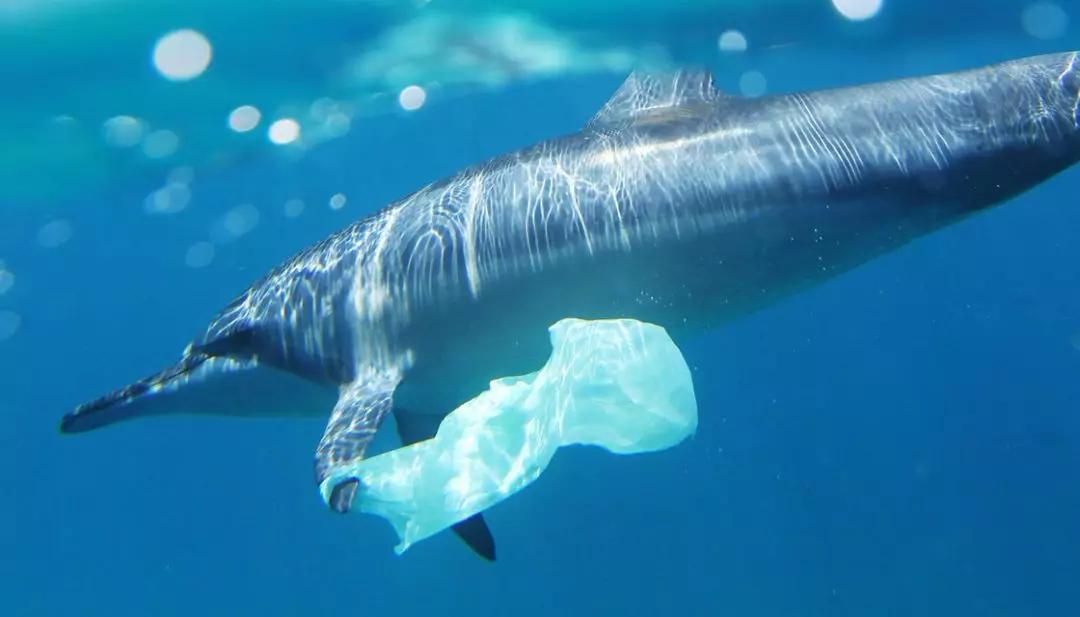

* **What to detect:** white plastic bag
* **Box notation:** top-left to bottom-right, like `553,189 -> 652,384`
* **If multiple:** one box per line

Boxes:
321,318 -> 698,553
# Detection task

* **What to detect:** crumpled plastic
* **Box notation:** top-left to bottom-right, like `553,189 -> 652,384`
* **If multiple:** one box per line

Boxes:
320,317 -> 698,554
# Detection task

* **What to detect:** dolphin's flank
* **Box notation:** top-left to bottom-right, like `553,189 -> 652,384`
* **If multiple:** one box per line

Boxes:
62,52 -> 1080,558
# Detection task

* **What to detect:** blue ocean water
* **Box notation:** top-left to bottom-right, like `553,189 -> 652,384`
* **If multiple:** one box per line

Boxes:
3,1 -> 1080,615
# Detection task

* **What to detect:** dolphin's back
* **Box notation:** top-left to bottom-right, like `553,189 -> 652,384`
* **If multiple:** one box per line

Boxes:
336,53 -> 1079,334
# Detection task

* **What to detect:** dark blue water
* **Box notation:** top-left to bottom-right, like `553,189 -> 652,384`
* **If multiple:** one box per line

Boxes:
4,2 -> 1080,615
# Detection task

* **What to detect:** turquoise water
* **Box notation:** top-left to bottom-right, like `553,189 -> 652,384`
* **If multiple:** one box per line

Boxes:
4,1 -> 1080,614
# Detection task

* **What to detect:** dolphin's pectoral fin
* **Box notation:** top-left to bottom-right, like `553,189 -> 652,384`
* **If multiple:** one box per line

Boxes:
586,68 -> 726,129
315,371 -> 401,513
394,408 -> 498,561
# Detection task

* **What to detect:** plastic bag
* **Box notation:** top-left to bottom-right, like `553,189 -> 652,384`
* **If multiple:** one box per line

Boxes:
320,318 -> 697,553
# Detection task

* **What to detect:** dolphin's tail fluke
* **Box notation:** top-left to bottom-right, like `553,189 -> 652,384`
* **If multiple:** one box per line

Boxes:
60,353 -> 212,433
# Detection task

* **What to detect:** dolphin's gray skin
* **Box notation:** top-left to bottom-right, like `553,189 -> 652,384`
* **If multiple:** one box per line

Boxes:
62,52 -> 1080,557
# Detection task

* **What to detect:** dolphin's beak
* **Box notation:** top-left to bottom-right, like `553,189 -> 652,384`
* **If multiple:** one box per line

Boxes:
60,353 -> 250,433
61,350 -> 335,433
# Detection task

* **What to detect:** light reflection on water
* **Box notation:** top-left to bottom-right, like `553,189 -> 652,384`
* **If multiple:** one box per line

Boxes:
152,29 -> 213,81
3,0 -> 1073,211
830,0 -> 884,21
283,198 -> 306,218
1022,2 -> 1071,40
0,309 -> 20,341
184,241 -> 216,269
227,105 -> 261,133
0,263 -> 14,296
36,219 -> 74,249
268,118 -> 302,145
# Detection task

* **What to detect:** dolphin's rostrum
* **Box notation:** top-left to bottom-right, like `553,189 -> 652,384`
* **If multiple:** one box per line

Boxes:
62,52 -> 1080,558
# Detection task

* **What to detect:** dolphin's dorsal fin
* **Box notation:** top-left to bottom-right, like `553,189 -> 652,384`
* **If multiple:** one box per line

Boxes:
586,69 -> 726,129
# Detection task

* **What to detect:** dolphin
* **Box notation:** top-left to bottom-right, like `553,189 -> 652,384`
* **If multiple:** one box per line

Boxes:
62,52 -> 1080,559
